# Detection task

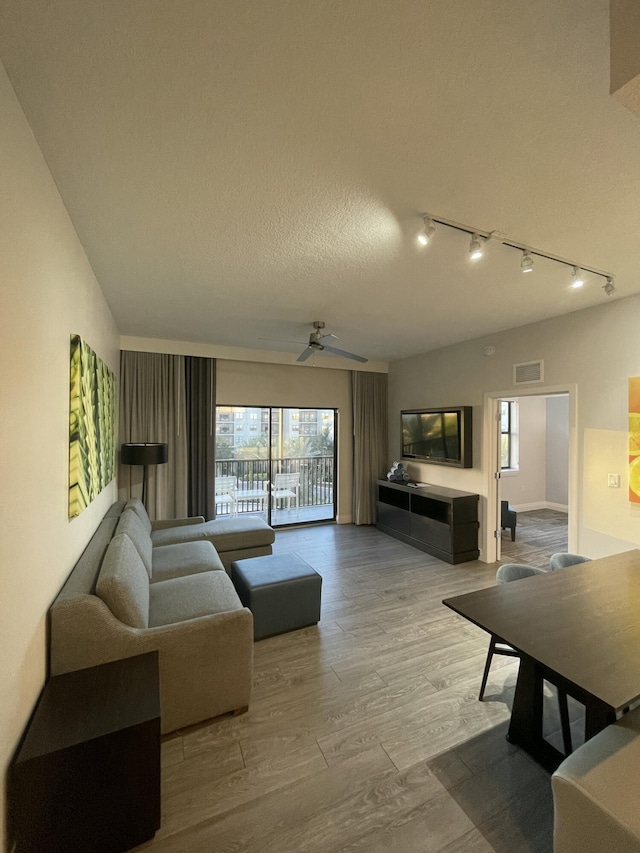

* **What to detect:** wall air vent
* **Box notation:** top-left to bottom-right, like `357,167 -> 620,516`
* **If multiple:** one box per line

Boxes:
513,359 -> 544,385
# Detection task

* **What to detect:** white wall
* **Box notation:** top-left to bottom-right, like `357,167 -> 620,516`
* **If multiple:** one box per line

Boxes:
546,395 -> 569,506
500,395 -> 569,511
388,294 -> 640,560
501,396 -> 547,509
0,63 -> 119,850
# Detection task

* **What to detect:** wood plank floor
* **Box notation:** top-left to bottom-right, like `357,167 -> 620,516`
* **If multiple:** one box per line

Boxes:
136,519 -> 574,853
500,509 -> 568,569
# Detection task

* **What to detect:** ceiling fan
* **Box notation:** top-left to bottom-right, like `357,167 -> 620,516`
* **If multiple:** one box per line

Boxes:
296,321 -> 368,363
259,320 -> 368,363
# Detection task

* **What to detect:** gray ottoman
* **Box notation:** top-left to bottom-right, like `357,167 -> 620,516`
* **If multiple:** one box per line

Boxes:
231,553 -> 322,640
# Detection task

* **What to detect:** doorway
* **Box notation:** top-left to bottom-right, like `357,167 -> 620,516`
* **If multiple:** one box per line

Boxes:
214,405 -> 337,527
484,385 -> 577,563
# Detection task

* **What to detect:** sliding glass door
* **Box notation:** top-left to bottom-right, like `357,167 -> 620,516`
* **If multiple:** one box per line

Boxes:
215,406 -> 336,527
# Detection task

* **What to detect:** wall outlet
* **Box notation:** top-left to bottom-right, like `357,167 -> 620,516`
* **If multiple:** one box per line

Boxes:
608,473 -> 621,488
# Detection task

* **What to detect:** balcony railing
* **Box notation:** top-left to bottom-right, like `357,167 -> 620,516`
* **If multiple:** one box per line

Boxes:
215,456 -> 334,516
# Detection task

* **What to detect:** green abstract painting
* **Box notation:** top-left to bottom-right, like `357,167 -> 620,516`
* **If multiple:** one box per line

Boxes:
69,335 -> 116,518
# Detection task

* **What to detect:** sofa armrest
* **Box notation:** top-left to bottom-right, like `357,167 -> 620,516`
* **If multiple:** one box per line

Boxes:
50,595 -> 253,733
552,722 -> 640,853
151,516 -> 205,530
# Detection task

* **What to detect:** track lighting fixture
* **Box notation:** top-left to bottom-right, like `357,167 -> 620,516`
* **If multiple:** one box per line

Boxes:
417,212 -> 615,295
521,251 -> 534,273
571,267 -> 584,288
469,233 -> 484,260
418,216 -> 436,246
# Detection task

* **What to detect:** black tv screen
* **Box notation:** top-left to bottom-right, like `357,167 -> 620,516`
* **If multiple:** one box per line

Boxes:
401,407 -> 472,468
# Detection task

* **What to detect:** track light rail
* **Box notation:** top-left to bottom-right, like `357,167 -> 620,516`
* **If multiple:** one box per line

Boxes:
422,213 -> 615,288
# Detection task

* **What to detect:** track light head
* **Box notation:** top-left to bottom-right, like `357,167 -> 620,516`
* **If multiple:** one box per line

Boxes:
418,216 -> 436,246
521,251 -> 534,273
571,266 -> 584,288
469,233 -> 484,261
603,276 -> 616,296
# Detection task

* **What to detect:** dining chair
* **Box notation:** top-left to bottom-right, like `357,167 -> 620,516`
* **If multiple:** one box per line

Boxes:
214,476 -> 238,517
479,562 -> 573,755
271,472 -> 300,511
549,552 -> 592,570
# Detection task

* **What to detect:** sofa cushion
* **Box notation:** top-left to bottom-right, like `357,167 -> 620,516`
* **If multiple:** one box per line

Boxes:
96,534 -> 149,629
150,516 -> 275,551
148,571 -> 244,627
116,508 -> 153,577
125,498 -> 153,535
151,540 -> 225,582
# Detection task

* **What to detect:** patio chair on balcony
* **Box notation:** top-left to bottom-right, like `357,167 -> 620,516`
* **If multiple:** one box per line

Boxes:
215,476 -> 238,517
271,472 -> 300,512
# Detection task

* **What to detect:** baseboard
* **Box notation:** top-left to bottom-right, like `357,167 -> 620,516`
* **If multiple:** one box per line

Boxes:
511,501 -> 568,513
545,502 -> 568,513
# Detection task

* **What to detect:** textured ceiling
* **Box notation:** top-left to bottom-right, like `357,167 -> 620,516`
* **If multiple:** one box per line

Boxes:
1,0 -> 639,364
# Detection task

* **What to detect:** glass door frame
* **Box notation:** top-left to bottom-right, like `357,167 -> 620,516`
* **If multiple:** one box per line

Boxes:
215,404 -> 337,528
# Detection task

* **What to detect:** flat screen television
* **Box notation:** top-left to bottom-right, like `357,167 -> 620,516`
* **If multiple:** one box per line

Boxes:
401,406 -> 473,468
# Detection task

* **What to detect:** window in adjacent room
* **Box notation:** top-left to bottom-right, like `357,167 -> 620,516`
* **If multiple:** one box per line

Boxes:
501,400 -> 519,471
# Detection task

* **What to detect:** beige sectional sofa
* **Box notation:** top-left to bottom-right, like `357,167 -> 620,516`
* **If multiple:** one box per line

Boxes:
49,500 -> 275,733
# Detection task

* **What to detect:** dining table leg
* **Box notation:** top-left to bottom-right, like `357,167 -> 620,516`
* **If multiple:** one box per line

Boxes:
584,699 -> 616,741
506,653 -> 565,772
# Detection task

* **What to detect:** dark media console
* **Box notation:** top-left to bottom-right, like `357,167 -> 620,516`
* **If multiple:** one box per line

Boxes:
376,479 -> 479,564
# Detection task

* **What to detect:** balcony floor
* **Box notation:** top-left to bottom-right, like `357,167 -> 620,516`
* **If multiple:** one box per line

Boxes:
218,503 -> 335,526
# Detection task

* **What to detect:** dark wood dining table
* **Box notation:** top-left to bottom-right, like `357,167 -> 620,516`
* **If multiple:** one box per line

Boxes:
443,549 -> 640,772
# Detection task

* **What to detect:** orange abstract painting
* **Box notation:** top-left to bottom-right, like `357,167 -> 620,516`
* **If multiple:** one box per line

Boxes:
629,377 -> 640,502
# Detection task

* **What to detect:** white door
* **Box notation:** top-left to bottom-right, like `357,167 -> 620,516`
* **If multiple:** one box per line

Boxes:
494,398 -> 504,562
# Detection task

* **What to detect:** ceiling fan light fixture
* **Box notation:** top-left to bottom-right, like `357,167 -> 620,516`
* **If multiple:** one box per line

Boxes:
521,251 -> 534,273
603,276 -> 616,296
469,233 -> 484,261
571,266 -> 584,288
418,215 -> 436,246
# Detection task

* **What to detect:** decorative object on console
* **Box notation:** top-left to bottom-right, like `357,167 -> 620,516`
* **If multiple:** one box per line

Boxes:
69,334 -> 116,519
121,443 -> 168,508
386,461 -> 410,483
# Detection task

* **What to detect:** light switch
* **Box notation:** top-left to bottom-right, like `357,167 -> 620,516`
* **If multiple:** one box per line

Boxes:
608,473 -> 621,488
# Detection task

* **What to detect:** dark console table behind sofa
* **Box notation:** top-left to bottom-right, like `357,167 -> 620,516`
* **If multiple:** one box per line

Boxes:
9,651 -> 160,852
376,480 -> 479,564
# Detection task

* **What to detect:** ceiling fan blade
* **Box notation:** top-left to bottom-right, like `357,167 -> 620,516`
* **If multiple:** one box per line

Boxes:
297,347 -> 315,362
322,345 -> 368,363
258,337 -> 307,345
318,333 -> 338,341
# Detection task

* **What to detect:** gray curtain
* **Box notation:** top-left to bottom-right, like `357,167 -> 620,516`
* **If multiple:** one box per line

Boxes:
118,351 -> 188,520
352,371 -> 388,524
185,356 -> 216,520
